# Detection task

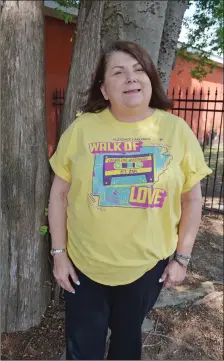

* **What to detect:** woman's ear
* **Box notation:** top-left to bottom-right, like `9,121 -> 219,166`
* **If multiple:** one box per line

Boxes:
100,84 -> 109,101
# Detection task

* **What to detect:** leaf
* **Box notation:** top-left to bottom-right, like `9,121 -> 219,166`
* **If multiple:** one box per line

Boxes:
45,208 -> 48,216
39,226 -> 49,236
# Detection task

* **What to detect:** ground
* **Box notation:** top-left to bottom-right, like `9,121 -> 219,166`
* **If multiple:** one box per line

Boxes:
141,214 -> 223,360
1,213 -> 223,360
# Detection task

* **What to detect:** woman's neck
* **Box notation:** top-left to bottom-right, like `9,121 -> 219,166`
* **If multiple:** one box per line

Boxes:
109,106 -> 155,123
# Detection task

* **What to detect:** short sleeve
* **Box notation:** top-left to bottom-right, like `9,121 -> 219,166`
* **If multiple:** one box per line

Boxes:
49,122 -> 76,183
181,122 -> 212,193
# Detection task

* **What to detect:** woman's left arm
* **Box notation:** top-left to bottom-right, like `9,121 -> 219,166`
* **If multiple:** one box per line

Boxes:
160,182 -> 202,288
177,182 -> 202,254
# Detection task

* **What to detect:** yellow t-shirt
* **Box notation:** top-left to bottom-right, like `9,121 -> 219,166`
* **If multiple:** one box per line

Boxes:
49,108 -> 212,286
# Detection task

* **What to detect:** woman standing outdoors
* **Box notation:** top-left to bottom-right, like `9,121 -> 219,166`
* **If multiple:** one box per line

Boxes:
49,41 -> 212,360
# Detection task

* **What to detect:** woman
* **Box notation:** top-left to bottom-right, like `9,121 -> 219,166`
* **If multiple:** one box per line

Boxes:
49,41 -> 212,360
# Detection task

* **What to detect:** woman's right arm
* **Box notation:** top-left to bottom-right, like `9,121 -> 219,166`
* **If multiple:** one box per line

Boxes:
49,175 -> 79,293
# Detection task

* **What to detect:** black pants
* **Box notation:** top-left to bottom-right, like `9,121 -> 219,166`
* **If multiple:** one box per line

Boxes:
64,258 -> 168,360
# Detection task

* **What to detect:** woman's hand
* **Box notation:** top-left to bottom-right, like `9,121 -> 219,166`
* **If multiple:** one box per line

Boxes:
53,253 -> 80,293
159,260 -> 187,288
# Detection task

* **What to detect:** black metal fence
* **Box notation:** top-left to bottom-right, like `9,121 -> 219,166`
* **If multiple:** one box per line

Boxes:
53,87 -> 223,214
170,88 -> 223,214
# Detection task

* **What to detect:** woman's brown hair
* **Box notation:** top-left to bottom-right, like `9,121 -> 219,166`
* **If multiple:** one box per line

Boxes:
82,41 -> 173,113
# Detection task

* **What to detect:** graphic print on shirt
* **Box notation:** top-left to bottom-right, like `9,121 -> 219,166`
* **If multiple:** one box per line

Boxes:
89,140 -> 172,209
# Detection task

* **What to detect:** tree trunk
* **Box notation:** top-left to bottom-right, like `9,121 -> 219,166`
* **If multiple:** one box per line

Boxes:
102,0 -> 168,65
59,0 -> 105,136
157,0 -> 188,90
1,0 -> 51,332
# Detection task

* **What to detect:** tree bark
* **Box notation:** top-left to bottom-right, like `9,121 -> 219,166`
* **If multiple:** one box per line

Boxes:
157,0 -> 188,90
59,0 -> 105,136
1,0 -> 51,332
102,0 -> 168,66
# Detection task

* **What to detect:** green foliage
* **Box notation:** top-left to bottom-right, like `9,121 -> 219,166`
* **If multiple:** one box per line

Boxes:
40,208 -> 49,235
181,0 -> 223,80
190,64 -> 215,81
177,46 -> 217,81
55,0 -> 80,23
40,225 -> 49,236
55,0 -> 80,9
187,0 -> 223,55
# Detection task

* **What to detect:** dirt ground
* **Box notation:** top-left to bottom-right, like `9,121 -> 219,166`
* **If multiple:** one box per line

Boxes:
1,213 -> 223,360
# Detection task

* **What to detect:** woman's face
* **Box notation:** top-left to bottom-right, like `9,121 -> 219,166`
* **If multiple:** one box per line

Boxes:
101,51 -> 152,111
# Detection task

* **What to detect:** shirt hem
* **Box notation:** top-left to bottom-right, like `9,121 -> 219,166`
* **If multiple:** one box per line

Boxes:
68,250 -> 174,286
182,164 -> 212,194
49,157 -> 71,183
